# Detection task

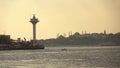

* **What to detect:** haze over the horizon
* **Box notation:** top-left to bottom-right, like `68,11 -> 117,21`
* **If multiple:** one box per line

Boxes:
0,0 -> 120,40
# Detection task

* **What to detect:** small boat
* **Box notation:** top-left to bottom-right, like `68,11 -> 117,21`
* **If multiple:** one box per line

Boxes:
61,48 -> 67,51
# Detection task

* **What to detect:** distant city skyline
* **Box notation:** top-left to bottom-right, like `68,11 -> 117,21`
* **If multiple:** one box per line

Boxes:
0,0 -> 120,40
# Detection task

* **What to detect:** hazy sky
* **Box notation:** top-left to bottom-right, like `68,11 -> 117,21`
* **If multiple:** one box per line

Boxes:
0,0 -> 120,40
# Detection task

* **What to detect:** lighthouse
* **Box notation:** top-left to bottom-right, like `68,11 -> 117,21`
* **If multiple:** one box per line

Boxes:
30,14 -> 39,46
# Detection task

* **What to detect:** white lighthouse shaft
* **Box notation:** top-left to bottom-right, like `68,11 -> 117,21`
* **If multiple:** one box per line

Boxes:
33,24 -> 36,43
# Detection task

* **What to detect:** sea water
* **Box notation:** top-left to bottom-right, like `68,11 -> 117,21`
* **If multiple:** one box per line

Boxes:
0,46 -> 120,68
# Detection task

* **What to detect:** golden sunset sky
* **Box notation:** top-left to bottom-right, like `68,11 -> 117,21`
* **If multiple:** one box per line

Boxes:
0,0 -> 120,40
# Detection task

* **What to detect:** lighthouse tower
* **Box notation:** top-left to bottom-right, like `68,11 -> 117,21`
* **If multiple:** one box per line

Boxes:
30,14 -> 39,46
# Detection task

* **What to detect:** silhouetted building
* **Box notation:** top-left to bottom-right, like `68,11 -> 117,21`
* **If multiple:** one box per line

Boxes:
73,32 -> 81,37
0,35 -> 11,44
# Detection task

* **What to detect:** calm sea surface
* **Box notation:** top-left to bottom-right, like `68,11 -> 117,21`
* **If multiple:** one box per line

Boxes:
0,46 -> 120,68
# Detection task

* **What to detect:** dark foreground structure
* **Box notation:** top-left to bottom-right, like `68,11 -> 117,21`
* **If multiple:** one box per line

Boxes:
0,35 -> 44,50
0,15 -> 45,50
0,44 -> 44,50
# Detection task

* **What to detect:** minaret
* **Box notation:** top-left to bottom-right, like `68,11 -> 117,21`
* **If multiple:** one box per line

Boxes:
30,14 -> 39,46
104,30 -> 106,35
